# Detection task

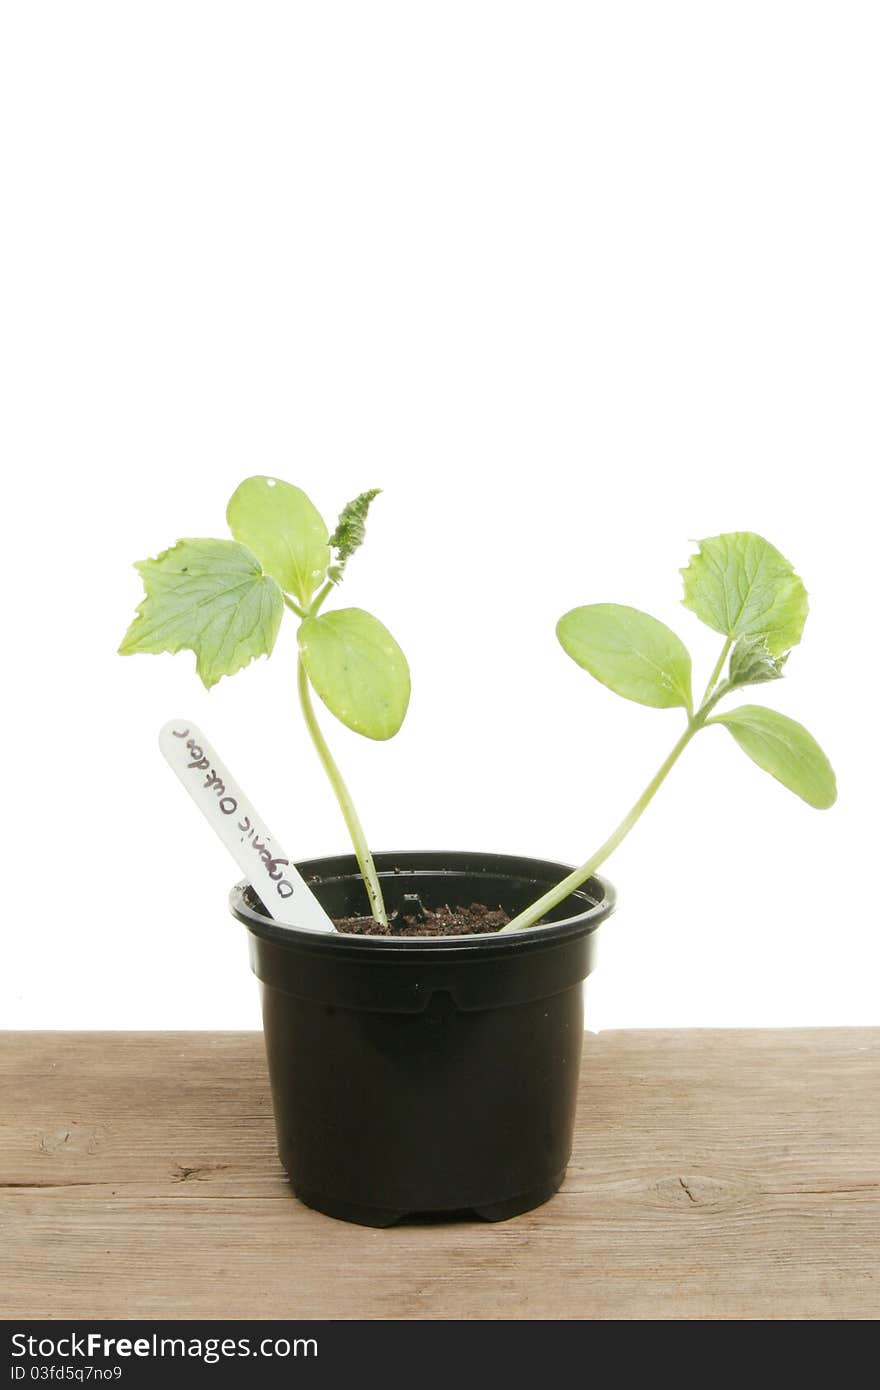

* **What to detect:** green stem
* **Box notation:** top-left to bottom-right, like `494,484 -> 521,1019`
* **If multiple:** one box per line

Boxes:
500,645 -> 735,934
700,635 -> 732,706
296,656 -> 389,927
501,719 -> 702,932
283,594 -> 308,620
310,579 -> 335,613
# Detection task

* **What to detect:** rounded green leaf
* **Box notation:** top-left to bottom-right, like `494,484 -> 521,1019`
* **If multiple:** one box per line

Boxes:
298,608 -> 410,740
680,533 -> 808,656
227,476 -> 330,606
556,604 -> 693,710
712,705 -> 836,809
118,538 -> 283,689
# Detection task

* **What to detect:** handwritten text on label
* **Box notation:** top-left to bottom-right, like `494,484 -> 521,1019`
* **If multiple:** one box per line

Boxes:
158,720 -> 336,933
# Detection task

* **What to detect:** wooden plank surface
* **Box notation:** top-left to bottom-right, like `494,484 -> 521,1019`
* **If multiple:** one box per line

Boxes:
1,1030 -> 878,1321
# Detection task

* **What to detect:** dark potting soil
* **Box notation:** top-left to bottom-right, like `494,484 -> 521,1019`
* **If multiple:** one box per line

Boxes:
334,902 -> 511,937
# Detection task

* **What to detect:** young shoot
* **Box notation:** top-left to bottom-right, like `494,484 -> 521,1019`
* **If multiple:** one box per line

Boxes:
503,532 -> 836,932
119,477 -> 409,926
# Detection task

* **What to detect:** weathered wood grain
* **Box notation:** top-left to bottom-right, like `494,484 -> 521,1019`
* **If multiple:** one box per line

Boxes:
1,1030 -> 877,1320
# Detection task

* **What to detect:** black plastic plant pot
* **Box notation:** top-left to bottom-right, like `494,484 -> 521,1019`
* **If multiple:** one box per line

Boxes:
229,851 -> 615,1228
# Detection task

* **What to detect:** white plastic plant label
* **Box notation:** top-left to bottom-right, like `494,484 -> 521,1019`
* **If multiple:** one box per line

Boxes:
159,719 -> 336,933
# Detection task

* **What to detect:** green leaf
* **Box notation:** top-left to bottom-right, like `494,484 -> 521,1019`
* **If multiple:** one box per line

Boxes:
328,488 -> 381,584
119,539 -> 283,689
680,532 -> 808,656
298,608 -> 410,740
556,604 -> 693,710
226,476 -> 330,606
727,636 -> 788,690
712,705 -> 836,809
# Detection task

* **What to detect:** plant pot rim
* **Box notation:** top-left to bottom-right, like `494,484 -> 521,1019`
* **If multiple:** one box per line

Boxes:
229,848 -> 615,953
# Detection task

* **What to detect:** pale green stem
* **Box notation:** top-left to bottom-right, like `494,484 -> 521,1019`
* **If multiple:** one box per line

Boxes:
310,579 -> 335,612
502,640 -> 733,933
283,594 -> 308,620
296,656 -> 389,927
501,721 -> 701,932
700,635 -> 732,706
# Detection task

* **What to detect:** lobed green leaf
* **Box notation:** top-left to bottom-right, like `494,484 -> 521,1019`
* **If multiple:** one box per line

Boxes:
118,538 -> 283,689
556,604 -> 693,710
681,532 -> 808,656
226,476 -> 329,606
727,636 -> 788,690
298,607 -> 410,740
711,705 -> 836,809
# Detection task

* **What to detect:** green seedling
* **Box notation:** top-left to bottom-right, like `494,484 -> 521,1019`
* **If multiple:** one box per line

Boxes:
504,532 -> 836,932
119,477 -> 409,926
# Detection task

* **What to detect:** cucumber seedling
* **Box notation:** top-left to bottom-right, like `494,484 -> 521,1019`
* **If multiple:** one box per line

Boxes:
119,477 -> 409,926
504,532 -> 836,931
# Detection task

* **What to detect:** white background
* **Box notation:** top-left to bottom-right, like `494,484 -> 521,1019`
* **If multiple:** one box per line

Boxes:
2,3 -> 877,1031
